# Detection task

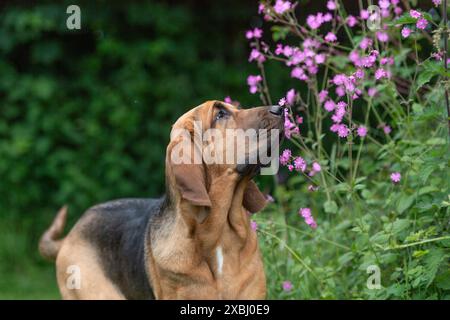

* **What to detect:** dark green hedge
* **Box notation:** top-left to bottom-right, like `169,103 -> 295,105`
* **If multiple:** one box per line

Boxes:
0,0 -> 274,256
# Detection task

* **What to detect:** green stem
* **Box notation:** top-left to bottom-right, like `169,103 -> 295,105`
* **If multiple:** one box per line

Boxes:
258,228 -> 321,281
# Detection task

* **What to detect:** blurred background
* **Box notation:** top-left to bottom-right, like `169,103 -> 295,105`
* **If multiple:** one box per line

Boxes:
0,0 -> 278,299
0,0 -> 436,299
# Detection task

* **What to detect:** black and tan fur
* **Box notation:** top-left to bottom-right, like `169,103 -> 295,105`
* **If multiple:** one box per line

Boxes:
39,101 -> 284,299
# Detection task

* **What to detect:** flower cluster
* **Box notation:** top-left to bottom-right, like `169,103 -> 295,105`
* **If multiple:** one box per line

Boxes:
244,0 -> 440,231
299,208 -> 317,229
247,75 -> 262,94
282,107 -> 301,139
401,9 -> 429,39
275,38 -> 327,82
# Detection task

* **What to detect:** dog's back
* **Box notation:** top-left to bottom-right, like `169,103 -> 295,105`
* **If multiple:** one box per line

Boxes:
40,197 -> 166,299
79,198 -> 165,299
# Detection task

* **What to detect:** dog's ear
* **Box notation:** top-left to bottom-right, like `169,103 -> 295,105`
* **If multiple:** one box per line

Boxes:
168,119 -> 211,207
172,163 -> 211,207
243,180 -> 267,213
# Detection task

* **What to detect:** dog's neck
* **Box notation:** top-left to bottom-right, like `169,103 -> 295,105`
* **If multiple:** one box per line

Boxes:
176,170 -> 250,251
147,171 -> 260,299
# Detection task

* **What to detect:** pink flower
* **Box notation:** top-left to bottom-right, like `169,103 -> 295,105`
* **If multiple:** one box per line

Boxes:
337,124 -> 349,138
433,0 -> 442,7
283,45 -> 294,57
360,9 -> 369,20
306,15 -> 322,29
250,220 -> 258,231
291,67 -> 308,80
381,57 -> 394,65
282,281 -> 293,292
246,28 -> 263,39
360,37 -> 373,50
274,0 -> 291,14
308,185 -> 319,192
416,18 -> 428,30
299,207 -> 311,217
410,9 -> 421,19
390,172 -> 401,183
336,86 -> 345,97
299,208 -> 317,229
293,157 -> 307,172
318,90 -> 328,103
286,88 -> 296,105
383,125 -> 392,134
278,97 -> 286,106
315,53 -> 326,64
330,123 -> 340,132
324,100 -> 335,112
284,109 -> 300,139
337,101 -> 347,109
280,149 -> 292,165
376,31 -> 389,42
379,0 -> 390,9
357,126 -> 368,137
266,194 -> 275,202
224,96 -> 239,107
312,162 -> 321,171
258,3 -> 265,14
325,32 -> 337,42
295,115 -> 303,124
368,87 -> 377,97
347,15 -> 358,27
247,75 -> 262,94
249,48 -> 266,63
332,74 -> 346,86
309,162 -> 321,176
327,0 -> 337,10
274,44 -> 283,55
432,51 -> 443,61
375,68 -> 387,80
253,28 -> 263,38
355,69 -> 365,79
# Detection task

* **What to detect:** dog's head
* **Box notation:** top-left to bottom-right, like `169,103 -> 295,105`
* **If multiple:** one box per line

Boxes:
166,100 -> 283,213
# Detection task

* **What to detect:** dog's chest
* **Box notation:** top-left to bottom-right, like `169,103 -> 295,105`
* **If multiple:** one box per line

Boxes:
152,237 -> 266,299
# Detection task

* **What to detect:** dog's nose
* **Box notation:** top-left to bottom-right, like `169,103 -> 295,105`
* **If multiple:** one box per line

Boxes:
268,105 -> 283,116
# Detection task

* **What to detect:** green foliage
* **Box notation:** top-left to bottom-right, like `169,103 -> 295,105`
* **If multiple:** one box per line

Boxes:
0,0 -> 261,298
250,0 -> 450,300
255,77 -> 449,300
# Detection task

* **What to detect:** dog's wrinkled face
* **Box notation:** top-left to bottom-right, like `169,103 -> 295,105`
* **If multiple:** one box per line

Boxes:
166,100 -> 283,211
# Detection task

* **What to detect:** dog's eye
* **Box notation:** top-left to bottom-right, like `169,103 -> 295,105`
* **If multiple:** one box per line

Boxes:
215,109 -> 228,121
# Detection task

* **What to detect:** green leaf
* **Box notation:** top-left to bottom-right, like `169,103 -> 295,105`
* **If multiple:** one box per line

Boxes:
412,103 -> 424,114
418,186 -> 439,196
435,270 -> 450,290
391,219 -> 411,233
423,249 -> 446,288
337,252 -> 354,266
390,13 -> 416,25
397,194 -> 415,214
417,70 -> 435,88
324,200 -> 338,214
426,137 -> 446,145
271,26 -> 290,41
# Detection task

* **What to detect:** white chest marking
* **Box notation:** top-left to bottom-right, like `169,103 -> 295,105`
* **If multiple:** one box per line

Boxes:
216,246 -> 224,275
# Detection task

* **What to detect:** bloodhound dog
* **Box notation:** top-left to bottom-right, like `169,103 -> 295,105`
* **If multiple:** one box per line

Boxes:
39,100 -> 284,299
